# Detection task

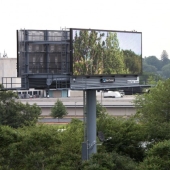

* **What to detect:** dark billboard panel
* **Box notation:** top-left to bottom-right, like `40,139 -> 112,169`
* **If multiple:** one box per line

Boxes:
70,28 -> 142,76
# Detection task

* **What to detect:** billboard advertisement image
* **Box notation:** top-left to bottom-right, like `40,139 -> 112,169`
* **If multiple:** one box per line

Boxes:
71,28 -> 142,76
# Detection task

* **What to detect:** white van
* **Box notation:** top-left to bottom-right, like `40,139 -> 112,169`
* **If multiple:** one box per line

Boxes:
103,91 -> 123,98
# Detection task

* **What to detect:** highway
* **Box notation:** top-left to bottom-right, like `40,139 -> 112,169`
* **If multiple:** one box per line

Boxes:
17,95 -> 136,106
17,95 -> 136,123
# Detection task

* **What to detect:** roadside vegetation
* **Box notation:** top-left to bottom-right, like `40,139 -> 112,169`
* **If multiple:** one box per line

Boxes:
1,79 -> 170,169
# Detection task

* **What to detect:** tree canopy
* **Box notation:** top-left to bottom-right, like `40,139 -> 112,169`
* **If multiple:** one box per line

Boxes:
97,114 -> 146,162
161,50 -> 169,64
161,63 -> 170,78
134,79 -> 170,142
96,101 -> 107,118
82,152 -> 137,170
2,78 -> 170,168
138,140 -> 170,170
0,119 -> 84,170
50,99 -> 68,119
144,56 -> 161,70
0,85 -> 41,128
141,52 -> 170,83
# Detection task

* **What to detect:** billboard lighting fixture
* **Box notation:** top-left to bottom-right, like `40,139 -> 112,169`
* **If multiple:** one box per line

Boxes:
73,78 -> 76,82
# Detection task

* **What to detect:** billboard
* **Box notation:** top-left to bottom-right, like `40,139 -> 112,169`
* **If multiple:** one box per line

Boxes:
70,28 -> 142,76
17,30 -> 70,77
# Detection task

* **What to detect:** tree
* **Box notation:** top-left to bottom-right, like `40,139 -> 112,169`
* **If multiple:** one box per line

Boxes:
0,84 -> 3,89
142,62 -> 157,73
73,30 -> 104,75
147,75 -> 157,85
138,140 -> 170,170
96,101 -> 107,118
161,50 -> 170,67
50,99 -> 68,120
0,126 -> 23,169
0,119 -> 84,170
0,125 -> 61,170
81,152 -> 137,170
97,114 -> 146,162
0,85 -> 41,128
103,32 -> 126,74
123,50 -> 142,74
139,72 -> 163,85
58,119 -> 84,170
134,79 -> 170,142
161,63 -> 170,78
144,56 -> 161,71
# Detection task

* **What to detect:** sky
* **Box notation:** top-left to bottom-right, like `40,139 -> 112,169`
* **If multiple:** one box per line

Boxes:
117,32 -> 141,55
0,0 -> 170,59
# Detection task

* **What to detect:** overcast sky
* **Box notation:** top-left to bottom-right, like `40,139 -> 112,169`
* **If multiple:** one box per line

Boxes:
0,0 -> 170,59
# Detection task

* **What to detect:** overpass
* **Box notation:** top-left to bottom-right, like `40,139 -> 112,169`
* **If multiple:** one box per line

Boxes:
17,95 -> 136,117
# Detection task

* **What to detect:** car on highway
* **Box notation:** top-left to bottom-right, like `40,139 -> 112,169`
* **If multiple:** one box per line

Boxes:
103,91 -> 123,98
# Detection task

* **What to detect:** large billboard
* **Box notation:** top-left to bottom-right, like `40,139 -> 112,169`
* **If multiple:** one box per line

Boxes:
70,28 -> 142,76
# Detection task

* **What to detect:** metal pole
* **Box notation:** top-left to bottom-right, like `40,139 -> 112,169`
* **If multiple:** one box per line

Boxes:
86,89 -> 97,159
82,90 -> 88,161
101,90 -> 103,105
83,90 -> 87,141
75,102 -> 77,117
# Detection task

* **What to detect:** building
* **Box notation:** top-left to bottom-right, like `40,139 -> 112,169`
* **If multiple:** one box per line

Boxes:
0,57 -> 68,97
0,57 -> 21,88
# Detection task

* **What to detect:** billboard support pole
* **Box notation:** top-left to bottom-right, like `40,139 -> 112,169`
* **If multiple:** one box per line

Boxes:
86,89 -> 97,158
82,90 -> 87,160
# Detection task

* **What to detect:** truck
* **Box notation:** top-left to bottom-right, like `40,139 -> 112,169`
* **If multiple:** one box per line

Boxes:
103,91 -> 123,98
